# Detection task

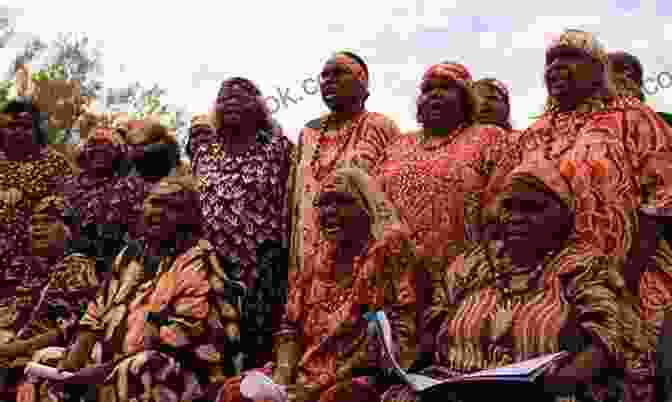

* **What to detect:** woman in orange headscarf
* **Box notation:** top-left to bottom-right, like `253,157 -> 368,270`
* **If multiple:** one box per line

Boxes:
375,62 -> 510,260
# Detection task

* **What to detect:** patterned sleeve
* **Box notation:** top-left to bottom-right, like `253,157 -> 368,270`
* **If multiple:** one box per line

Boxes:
566,128 -> 638,259
560,254 -> 632,368
47,149 -> 74,194
351,113 -> 401,174
623,105 -> 672,215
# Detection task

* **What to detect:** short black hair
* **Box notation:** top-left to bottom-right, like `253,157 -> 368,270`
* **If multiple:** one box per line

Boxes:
335,51 -> 369,78
0,97 -> 48,146
608,51 -> 644,85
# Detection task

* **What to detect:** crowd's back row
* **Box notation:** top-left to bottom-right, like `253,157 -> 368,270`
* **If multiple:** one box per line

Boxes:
1,28 -> 672,402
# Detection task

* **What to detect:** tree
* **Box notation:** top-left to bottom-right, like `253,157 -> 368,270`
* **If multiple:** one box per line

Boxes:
114,81 -> 189,153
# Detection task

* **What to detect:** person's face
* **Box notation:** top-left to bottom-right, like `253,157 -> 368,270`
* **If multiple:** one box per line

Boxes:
319,59 -> 366,110
30,213 -> 68,257
474,83 -> 509,127
1,113 -> 34,151
545,46 -> 603,102
417,79 -> 466,128
500,189 -> 572,253
318,189 -> 370,243
215,80 -> 262,129
143,185 -> 191,240
609,55 -> 642,86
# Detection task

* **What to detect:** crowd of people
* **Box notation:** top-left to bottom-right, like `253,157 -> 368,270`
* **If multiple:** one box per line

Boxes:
1,27 -> 672,402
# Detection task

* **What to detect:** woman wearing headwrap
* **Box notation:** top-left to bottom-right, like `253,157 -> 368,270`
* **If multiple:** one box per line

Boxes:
286,51 -> 401,289
217,166 -> 420,402
375,62 -> 510,259
19,175 -> 243,402
0,98 -> 73,269
382,157 -> 649,402
0,195 -> 97,400
485,29 -> 672,263
188,77 -> 293,370
110,119 -> 181,240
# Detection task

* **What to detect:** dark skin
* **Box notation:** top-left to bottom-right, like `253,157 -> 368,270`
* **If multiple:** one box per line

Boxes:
271,189 -> 371,400
1,113 -> 40,161
0,213 -> 70,359
608,52 -> 643,87
319,57 -> 368,128
498,189 -> 609,394
214,80 -> 264,156
474,82 -> 509,128
0,115 -> 39,206
316,189 -> 371,283
418,78 -> 467,137
60,184 -> 199,371
545,46 -> 607,112
30,213 -> 69,260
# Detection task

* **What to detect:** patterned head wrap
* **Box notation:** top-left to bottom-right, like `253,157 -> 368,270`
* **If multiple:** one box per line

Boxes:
86,127 -> 125,147
417,62 -> 478,124
421,62 -> 472,87
495,158 -> 576,227
546,29 -> 608,66
317,165 -> 400,241
328,51 -> 370,89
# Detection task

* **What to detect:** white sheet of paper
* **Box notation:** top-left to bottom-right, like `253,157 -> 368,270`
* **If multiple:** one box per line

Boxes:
240,371 -> 287,402
24,362 -> 75,381
461,352 -> 568,378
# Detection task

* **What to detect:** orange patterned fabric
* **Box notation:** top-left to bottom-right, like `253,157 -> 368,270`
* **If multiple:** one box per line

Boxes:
287,112 -> 401,278
486,97 -> 672,260
421,62 -> 472,85
375,124 -> 510,258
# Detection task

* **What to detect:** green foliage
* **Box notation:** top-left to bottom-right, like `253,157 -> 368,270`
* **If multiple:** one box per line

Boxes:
31,64 -> 66,82
47,126 -> 66,144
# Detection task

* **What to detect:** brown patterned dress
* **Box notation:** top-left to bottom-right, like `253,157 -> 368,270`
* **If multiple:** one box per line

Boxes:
381,241 -> 642,402
0,148 -> 72,268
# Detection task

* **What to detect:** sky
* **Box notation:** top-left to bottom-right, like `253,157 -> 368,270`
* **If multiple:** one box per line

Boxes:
1,0 -> 672,143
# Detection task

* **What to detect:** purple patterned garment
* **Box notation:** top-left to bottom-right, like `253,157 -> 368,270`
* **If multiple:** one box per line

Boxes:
61,174 -> 121,228
193,130 -> 291,288
109,174 -> 159,240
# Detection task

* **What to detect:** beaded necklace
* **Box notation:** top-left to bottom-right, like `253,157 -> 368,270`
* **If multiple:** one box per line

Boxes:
310,111 -> 368,181
419,123 -> 469,151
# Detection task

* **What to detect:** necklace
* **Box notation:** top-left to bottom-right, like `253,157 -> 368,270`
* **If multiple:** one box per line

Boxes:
310,112 -> 367,181
419,123 -> 468,151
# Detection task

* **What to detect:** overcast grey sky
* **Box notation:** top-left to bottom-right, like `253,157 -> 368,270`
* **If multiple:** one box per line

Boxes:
1,0 -> 671,142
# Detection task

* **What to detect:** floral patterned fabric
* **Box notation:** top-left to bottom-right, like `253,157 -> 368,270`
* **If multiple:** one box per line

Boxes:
375,125 -> 510,258
193,131 -> 292,289
18,239 -> 243,402
0,148 -> 72,269
109,174 -> 161,240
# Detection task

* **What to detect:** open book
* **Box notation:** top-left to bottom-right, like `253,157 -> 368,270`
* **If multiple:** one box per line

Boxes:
372,310 -> 570,393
